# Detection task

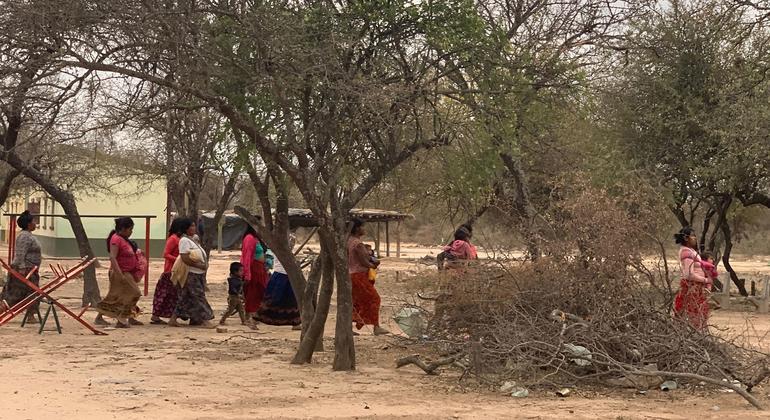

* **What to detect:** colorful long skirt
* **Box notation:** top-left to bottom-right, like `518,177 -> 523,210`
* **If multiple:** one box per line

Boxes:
175,272 -> 214,324
245,260 -> 268,314
96,270 -> 142,319
674,279 -> 709,330
351,271 -> 381,329
1,270 -> 40,314
256,272 -> 301,326
152,272 -> 178,318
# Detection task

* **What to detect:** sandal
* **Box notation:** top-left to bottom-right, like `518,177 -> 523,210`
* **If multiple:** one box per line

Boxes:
94,315 -> 110,326
150,318 -> 168,325
115,321 -> 130,329
129,318 -> 144,326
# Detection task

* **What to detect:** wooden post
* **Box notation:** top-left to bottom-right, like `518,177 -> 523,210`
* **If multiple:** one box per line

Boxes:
715,275 -> 731,310
385,221 -> 390,257
217,217 -> 224,253
7,215 -> 16,263
396,220 -> 401,258
758,278 -> 770,314
375,222 -> 381,258
144,217 -> 151,296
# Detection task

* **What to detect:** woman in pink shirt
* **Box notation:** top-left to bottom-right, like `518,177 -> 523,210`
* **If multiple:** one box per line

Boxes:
96,217 -> 145,328
673,227 -> 710,330
438,225 -> 478,269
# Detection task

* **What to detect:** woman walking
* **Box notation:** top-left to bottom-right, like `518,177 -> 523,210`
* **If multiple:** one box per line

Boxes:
96,217 -> 145,328
257,246 -> 301,328
0,211 -> 42,321
169,219 -> 215,328
241,226 -> 268,326
150,218 -> 185,325
348,218 -> 389,335
673,227 -> 711,330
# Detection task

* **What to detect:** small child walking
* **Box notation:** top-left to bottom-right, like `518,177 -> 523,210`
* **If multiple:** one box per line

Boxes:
220,262 -> 253,328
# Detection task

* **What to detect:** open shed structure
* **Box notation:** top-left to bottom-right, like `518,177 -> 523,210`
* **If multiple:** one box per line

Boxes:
202,208 -> 412,257
286,208 -> 412,257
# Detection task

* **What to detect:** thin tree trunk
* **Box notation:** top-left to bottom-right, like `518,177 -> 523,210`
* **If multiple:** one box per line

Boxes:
329,227 -> 356,371
0,168 -> 20,208
699,207 -> 716,254
498,151 -> 540,258
721,221 -> 748,297
203,169 -> 240,254
293,249 -> 333,364
1,152 -> 101,306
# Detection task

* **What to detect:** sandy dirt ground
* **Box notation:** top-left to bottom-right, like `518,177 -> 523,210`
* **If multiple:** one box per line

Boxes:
1,245 -> 770,420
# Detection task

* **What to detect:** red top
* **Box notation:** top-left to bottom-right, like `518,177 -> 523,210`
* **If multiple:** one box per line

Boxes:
163,234 -> 181,273
111,234 -> 138,275
240,233 -> 257,281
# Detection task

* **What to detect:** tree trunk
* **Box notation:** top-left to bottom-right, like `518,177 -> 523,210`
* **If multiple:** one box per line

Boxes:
327,227 -> 356,371
699,207 -> 716,254
1,152 -> 101,306
0,168 -> 20,208
202,169 -> 240,255
293,249 -> 333,364
58,194 -> 102,306
721,221 -> 748,297
498,151 -> 540,258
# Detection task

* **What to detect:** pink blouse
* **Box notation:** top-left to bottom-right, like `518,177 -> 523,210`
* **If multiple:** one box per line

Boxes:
679,246 -> 707,284
443,240 -> 478,260
111,234 -> 139,275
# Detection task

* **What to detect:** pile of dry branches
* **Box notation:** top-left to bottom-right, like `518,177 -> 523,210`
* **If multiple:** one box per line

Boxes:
404,186 -> 770,409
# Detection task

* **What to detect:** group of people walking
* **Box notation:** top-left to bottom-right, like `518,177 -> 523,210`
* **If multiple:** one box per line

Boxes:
1,210 -> 720,336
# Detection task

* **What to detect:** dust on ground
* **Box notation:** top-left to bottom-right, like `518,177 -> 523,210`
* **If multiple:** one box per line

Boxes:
1,245 -> 770,419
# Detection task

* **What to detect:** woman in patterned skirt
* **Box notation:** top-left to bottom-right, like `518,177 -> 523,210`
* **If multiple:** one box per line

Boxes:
1,211 -> 42,322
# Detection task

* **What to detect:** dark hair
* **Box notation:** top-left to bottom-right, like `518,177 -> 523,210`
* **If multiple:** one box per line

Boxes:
350,218 -> 364,235
460,223 -> 473,236
107,217 -> 135,252
175,217 -> 194,236
168,217 -> 188,237
701,250 -> 714,261
17,211 -> 34,230
230,262 -> 244,275
243,225 -> 257,239
454,227 -> 470,242
674,227 -> 695,245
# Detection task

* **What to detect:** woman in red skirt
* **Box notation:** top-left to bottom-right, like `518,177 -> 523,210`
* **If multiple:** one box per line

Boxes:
348,218 -> 389,335
673,227 -> 711,330
241,226 -> 267,327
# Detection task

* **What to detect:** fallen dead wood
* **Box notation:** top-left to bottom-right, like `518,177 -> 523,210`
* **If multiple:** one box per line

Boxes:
396,353 -> 466,375
618,368 -> 764,410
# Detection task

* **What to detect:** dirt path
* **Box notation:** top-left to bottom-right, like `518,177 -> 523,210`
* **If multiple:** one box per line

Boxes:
2,249 -> 770,419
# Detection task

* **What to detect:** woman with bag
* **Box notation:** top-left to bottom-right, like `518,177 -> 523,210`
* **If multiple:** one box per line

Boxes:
169,218 -> 215,328
96,217 -> 146,328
